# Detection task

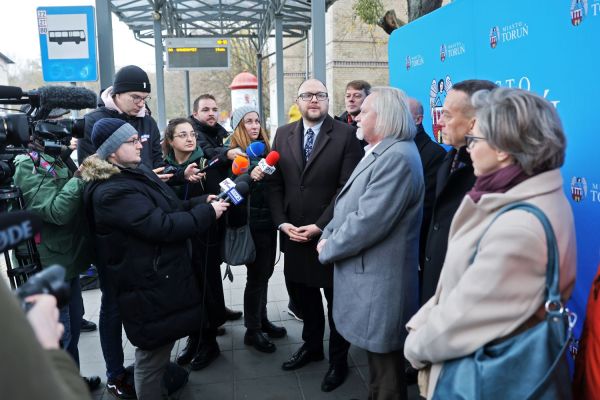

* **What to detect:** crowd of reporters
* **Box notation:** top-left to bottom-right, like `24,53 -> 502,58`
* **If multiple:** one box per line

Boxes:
2,62 -> 587,400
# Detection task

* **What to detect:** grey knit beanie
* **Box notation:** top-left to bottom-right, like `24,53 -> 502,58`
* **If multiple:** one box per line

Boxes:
231,105 -> 260,131
91,118 -> 138,160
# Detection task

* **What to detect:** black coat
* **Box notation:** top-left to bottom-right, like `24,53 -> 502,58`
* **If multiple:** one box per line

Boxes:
420,146 -> 475,305
78,107 -> 163,168
189,117 -> 231,194
84,161 -> 216,350
163,150 -> 227,329
268,115 -> 363,287
413,125 -> 447,267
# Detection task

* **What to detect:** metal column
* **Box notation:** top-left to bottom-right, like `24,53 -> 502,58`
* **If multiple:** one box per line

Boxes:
275,13 -> 285,127
153,13 -> 166,131
184,70 -> 191,116
311,0 -> 326,84
256,51 -> 264,126
95,0 -> 115,90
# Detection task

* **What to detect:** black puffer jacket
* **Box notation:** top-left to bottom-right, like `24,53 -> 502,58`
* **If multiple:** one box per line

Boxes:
82,156 -> 216,350
79,107 -> 163,168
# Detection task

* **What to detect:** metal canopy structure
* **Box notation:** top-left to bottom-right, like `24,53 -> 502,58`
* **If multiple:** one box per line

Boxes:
110,0 -> 334,50
100,0 -> 334,130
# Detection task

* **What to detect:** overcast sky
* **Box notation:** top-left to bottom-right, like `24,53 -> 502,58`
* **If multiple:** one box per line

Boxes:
0,0 -> 155,71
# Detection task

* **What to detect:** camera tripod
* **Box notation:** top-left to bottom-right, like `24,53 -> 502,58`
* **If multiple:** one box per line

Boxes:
0,185 -> 43,289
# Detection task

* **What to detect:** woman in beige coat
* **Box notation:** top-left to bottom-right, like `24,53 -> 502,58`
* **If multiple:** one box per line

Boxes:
404,87 -> 577,399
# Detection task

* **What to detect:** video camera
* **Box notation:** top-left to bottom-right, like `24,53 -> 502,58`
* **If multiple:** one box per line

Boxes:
0,211 -> 69,310
0,84 -> 96,184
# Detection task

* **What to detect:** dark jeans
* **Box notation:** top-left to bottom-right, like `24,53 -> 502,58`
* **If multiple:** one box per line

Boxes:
59,276 -> 84,367
286,280 -> 350,366
244,229 -> 277,330
98,265 -> 126,380
366,349 -> 407,400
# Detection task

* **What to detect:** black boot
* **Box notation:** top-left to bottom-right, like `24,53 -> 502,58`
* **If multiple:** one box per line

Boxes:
244,329 -> 276,353
262,320 -> 287,338
190,342 -> 220,371
176,334 -> 200,366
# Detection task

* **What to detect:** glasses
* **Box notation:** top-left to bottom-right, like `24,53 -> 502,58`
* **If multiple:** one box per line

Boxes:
173,132 -> 198,140
128,94 -> 151,104
464,134 -> 488,149
298,92 -> 328,102
123,138 -> 141,145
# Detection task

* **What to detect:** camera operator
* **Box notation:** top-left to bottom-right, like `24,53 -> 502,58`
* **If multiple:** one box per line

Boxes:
12,134 -> 101,391
0,281 -> 92,399
81,118 -> 228,399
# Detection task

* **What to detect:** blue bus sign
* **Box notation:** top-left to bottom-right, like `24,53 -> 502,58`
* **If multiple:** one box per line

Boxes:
37,6 -> 97,82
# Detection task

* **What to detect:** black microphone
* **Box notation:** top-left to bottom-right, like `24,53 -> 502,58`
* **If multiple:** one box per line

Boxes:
198,156 -> 222,173
16,265 -> 70,310
0,211 -> 43,253
0,85 -> 24,100
35,86 -> 97,110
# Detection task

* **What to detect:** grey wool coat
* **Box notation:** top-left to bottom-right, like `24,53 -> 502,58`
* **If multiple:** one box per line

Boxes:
319,137 -> 424,353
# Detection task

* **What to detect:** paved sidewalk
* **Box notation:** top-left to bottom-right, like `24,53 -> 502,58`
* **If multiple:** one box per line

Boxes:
79,257 -> 419,399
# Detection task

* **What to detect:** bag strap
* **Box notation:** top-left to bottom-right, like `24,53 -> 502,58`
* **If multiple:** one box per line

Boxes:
469,202 -> 562,316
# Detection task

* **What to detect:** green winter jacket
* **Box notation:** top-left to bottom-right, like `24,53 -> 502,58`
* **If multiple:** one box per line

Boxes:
13,153 -> 94,280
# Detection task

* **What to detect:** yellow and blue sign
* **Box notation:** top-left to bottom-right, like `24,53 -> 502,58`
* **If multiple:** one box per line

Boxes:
389,0 -> 600,337
37,6 -> 98,82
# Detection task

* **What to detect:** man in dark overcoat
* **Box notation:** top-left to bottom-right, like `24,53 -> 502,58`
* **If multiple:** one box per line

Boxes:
268,78 -> 363,392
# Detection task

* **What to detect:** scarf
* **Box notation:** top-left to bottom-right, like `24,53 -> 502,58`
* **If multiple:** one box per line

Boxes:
468,164 -> 530,203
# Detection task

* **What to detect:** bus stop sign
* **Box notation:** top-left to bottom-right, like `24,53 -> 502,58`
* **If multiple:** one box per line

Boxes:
37,6 -> 98,82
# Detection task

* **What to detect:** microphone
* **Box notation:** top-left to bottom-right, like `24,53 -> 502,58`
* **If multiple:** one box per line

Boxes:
212,181 -> 250,205
36,86 -> 97,110
246,142 -> 266,159
0,85 -> 24,100
0,85 -> 97,110
16,264 -> 70,310
197,156 -> 221,173
258,151 -> 280,175
0,211 -> 43,253
232,155 -> 250,175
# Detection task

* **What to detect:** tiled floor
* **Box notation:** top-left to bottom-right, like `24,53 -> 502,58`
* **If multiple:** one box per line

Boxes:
79,256 -> 420,399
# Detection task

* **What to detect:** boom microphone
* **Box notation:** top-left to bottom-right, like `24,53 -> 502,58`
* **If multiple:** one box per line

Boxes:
0,85 -> 24,100
0,211 -> 43,253
36,86 -> 97,110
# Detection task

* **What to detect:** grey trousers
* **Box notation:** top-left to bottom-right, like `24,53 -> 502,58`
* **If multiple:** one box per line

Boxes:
134,342 -> 174,400
366,349 -> 407,400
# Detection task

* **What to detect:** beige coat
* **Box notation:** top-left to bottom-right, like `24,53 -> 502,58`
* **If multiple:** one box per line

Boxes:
404,169 -> 577,399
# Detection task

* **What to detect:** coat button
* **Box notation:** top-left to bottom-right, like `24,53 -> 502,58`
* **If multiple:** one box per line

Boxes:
425,256 -> 431,262
433,223 -> 440,231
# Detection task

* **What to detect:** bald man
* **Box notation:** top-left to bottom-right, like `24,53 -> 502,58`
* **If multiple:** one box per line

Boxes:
268,79 -> 363,392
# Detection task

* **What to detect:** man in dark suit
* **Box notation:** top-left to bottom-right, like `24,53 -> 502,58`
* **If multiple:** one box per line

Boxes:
268,79 -> 363,392
420,80 -> 498,306
407,98 -> 446,272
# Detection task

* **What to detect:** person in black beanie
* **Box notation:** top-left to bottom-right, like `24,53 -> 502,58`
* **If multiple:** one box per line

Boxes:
78,65 -> 170,183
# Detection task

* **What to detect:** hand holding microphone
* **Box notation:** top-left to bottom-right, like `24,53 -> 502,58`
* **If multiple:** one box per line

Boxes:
257,151 -> 280,176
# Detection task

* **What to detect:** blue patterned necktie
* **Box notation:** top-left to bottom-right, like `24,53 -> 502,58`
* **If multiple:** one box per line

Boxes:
304,128 -> 315,161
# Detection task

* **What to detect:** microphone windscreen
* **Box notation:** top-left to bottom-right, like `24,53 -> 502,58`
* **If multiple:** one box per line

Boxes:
265,151 -> 280,166
0,211 -> 43,253
232,155 -> 250,175
38,86 -> 98,110
0,85 -> 24,100
235,181 -> 250,197
233,174 -> 252,185
246,142 -> 266,159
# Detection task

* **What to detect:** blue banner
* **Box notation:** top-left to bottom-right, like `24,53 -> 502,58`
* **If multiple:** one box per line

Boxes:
389,0 -> 600,336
